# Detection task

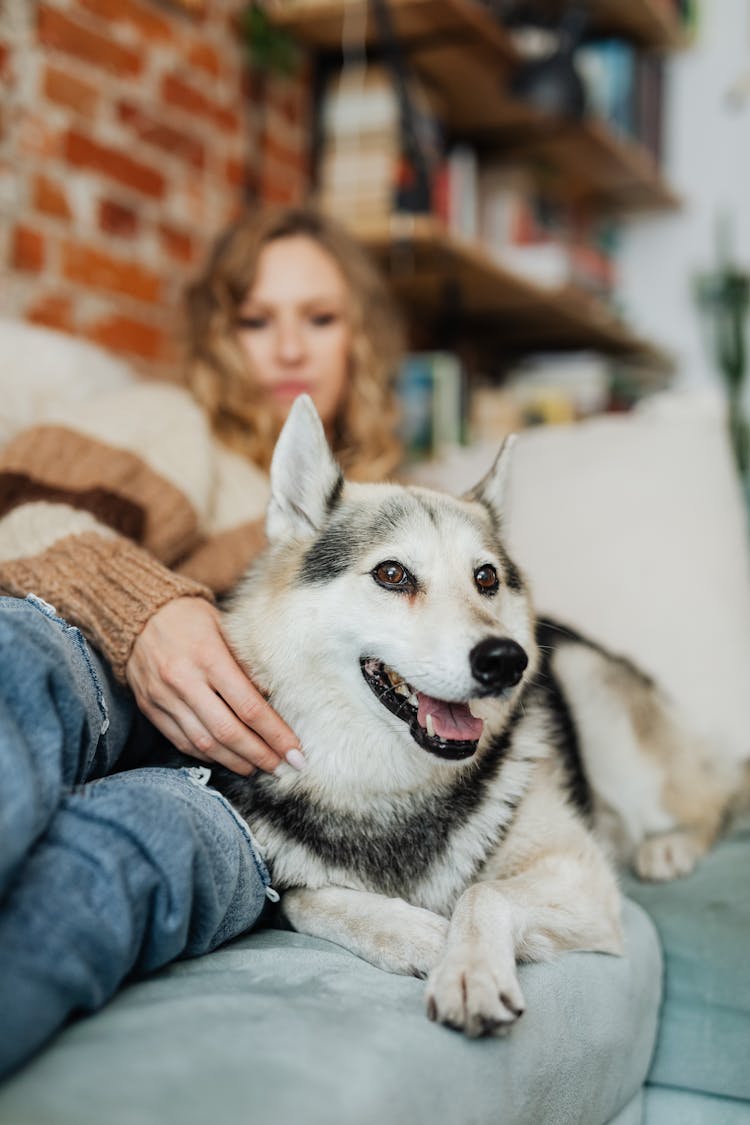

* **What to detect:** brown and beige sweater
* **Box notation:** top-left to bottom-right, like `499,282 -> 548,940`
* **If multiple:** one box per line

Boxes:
0,383 -> 270,680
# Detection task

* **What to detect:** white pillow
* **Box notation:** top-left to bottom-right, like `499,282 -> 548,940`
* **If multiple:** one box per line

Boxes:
0,319 -> 134,448
411,392 -> 750,767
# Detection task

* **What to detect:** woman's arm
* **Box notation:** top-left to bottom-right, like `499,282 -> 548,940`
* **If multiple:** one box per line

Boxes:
0,384 -> 301,773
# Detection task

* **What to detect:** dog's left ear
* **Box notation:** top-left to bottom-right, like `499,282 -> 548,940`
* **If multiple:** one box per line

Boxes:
266,394 -> 344,541
463,434 -> 516,527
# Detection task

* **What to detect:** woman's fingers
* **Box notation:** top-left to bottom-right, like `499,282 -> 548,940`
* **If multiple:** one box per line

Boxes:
150,702 -> 258,776
173,681 -> 292,775
206,646 -> 304,768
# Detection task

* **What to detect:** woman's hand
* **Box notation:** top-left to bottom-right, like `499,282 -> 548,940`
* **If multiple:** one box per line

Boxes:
126,596 -> 303,775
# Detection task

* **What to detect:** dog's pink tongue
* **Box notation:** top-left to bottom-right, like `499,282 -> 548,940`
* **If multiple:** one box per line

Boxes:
416,693 -> 483,741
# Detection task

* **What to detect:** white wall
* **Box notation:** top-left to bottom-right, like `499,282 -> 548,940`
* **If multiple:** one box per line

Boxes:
619,0 -> 750,400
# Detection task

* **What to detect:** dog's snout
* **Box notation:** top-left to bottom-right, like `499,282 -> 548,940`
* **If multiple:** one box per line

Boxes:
470,637 -> 528,693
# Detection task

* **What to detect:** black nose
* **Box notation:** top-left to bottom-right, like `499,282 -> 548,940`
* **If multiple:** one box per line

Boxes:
470,637 -> 528,693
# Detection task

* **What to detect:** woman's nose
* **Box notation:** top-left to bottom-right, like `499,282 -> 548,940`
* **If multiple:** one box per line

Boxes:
275,318 -> 305,363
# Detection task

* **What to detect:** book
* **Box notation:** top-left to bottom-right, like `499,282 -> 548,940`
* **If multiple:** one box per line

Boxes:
576,39 -> 637,138
319,61 -> 443,225
434,145 -> 479,241
396,352 -> 466,461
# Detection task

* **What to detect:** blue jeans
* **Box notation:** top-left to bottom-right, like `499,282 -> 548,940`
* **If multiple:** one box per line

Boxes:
0,595 -> 272,1078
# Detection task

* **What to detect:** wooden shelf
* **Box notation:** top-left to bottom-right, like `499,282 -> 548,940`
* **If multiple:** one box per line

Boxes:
534,0 -> 689,51
353,215 -> 673,368
264,0 -> 517,59
268,0 -> 681,215
267,0 -> 687,53
483,117 -> 681,213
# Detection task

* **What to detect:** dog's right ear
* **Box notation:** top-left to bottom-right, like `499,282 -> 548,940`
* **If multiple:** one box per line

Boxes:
266,394 -> 343,542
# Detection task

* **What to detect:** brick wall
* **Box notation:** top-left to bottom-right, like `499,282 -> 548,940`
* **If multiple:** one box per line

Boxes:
0,0 -> 312,378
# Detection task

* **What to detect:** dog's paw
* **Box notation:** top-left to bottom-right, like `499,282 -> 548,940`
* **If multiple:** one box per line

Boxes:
635,830 -> 702,881
425,949 -> 525,1038
370,901 -> 450,979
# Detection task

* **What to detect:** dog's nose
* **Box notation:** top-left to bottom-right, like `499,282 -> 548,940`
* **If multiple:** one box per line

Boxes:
470,637 -> 528,693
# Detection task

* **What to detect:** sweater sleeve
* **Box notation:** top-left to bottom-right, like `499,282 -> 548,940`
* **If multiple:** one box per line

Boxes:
0,383 -> 216,679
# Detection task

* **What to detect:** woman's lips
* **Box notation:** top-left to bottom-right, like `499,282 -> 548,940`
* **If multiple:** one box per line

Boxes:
269,381 -> 313,399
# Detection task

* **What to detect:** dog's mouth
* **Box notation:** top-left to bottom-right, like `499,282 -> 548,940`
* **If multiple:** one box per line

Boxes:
360,657 -> 483,761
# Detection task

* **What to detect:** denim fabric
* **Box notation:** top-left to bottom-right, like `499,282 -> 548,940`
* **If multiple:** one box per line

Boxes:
0,595 -> 270,1078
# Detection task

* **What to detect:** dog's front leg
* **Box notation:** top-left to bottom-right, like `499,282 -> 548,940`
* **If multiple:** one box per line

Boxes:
426,855 -> 623,1037
281,886 -> 449,978
425,881 -> 525,1038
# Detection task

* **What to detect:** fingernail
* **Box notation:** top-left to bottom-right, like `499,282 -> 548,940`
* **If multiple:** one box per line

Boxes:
285,748 -> 306,771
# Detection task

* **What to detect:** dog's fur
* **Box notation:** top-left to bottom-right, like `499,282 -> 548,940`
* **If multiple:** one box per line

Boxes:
215,396 -> 734,1037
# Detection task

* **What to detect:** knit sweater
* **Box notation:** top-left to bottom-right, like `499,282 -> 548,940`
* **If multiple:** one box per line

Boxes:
0,382 -> 270,680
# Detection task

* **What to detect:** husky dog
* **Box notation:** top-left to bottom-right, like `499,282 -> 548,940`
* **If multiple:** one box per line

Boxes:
216,396 -> 732,1038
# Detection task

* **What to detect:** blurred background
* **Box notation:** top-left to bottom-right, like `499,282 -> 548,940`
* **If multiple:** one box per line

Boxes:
0,0 -> 748,482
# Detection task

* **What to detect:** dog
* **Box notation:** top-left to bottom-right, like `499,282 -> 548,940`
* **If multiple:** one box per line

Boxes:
215,395 -> 734,1038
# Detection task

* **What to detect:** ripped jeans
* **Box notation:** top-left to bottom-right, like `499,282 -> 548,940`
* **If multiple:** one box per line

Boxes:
0,595 -> 273,1078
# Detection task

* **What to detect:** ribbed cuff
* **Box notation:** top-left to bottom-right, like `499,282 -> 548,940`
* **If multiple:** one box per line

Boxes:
0,531 -> 214,680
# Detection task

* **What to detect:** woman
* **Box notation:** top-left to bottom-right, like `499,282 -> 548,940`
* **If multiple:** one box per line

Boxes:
0,206 -> 404,1076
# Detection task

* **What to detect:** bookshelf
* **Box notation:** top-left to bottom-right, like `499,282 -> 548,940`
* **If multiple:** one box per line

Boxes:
356,214 -> 672,368
268,0 -> 680,214
266,0 -> 684,374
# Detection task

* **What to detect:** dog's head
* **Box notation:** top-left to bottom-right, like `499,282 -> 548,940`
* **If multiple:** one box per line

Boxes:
228,396 -> 537,773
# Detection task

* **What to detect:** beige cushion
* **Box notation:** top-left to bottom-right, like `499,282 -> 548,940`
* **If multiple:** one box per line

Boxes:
0,319 -> 134,448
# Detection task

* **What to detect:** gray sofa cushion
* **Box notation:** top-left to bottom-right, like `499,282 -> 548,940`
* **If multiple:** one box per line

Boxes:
0,899 -> 660,1125
624,817 -> 750,1107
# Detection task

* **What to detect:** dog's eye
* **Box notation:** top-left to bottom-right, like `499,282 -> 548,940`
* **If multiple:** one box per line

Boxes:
474,565 -> 499,594
372,561 -> 413,590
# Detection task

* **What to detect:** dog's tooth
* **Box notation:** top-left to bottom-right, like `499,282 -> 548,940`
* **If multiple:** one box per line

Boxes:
426,713 -> 435,738
408,693 -> 418,707
395,683 -> 410,697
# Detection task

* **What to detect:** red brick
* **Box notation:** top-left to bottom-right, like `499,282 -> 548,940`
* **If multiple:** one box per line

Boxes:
261,177 -> 301,206
18,114 -> 63,160
85,313 -> 168,361
33,174 -> 73,220
11,226 -> 46,273
38,6 -> 142,77
161,75 -> 239,133
225,156 -> 248,188
26,293 -> 75,333
75,0 -> 173,42
99,199 -> 139,238
241,66 -> 264,105
178,0 -> 207,19
274,85 -> 308,128
117,103 -> 205,168
262,133 -> 308,176
187,42 -> 221,78
44,65 -> 99,117
62,241 -> 163,303
158,222 -> 194,264
65,130 -> 165,198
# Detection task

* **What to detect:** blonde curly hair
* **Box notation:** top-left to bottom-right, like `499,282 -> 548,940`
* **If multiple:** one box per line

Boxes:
183,206 -> 404,481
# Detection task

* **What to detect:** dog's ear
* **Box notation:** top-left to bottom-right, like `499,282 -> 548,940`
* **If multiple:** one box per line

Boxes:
266,394 -> 344,541
463,434 -> 516,527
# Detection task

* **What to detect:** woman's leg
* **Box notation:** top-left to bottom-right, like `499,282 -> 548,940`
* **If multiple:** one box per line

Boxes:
0,597 -> 270,1077
0,595 -> 135,896
0,765 -> 270,1077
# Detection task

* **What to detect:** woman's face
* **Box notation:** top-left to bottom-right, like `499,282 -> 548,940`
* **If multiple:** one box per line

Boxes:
236,234 -> 352,429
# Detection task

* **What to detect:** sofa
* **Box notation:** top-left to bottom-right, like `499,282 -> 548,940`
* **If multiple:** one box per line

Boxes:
0,321 -> 748,1125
